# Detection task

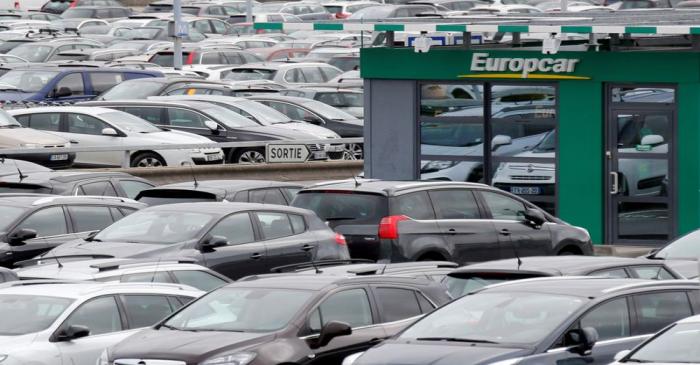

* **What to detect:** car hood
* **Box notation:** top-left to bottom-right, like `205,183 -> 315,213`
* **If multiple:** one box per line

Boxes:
273,121 -> 339,139
238,124 -> 320,140
357,341 -> 531,365
0,333 -> 39,350
135,130 -> 217,144
663,259 -> 699,279
46,239 -> 194,259
0,128 -> 68,147
111,328 -> 273,362
0,92 -> 36,101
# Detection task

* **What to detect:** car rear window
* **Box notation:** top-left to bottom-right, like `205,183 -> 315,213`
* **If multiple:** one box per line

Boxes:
0,183 -> 51,194
137,189 -> 219,205
323,5 -> 343,13
292,191 -> 388,228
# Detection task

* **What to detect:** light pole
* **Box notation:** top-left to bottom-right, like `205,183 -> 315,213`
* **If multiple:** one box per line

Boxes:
173,0 -> 186,70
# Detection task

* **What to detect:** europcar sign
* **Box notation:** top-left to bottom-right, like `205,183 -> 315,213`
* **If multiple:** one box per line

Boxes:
462,52 -> 590,80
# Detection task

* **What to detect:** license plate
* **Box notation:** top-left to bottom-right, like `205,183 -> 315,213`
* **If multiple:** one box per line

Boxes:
205,154 -> 221,161
312,151 -> 328,159
511,186 -> 541,195
50,154 -> 69,161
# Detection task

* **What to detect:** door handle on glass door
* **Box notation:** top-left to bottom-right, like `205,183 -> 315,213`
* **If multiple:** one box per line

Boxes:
610,171 -> 619,195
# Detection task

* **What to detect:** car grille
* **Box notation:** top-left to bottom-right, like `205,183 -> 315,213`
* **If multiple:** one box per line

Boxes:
308,144 -> 322,152
43,144 -> 64,148
114,360 -> 187,365
510,175 -> 552,181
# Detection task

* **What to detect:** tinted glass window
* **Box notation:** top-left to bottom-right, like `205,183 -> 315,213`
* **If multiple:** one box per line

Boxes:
300,67 -> 325,83
579,298 -> 630,341
289,214 -> 306,234
310,289 -> 372,331
28,113 -> 61,131
121,107 -> 163,125
417,293 -> 435,312
631,266 -> 676,280
429,189 -> 480,219
201,52 -> 221,64
16,207 -> 67,237
211,20 -> 227,33
55,73 -> 85,96
68,205 -> 115,232
119,271 -> 171,283
292,192 -> 388,229
634,291 -> 692,335
89,72 -> 124,94
171,270 -> 228,292
67,113 -> 108,135
63,296 -> 122,336
256,212 -> 294,239
208,213 -> 255,245
375,288 -> 422,323
118,180 -> 154,199
167,108 -> 206,128
122,295 -> 174,329
249,188 -> 287,205
78,181 -> 118,196
480,191 -> 526,221
589,268 -> 629,278
394,192 -> 435,220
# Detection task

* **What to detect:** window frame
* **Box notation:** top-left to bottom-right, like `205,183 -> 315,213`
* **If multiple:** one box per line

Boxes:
117,293 -> 179,329
10,205 -> 70,237
369,285 -> 436,324
300,285 -> 378,337
65,204 -> 117,233
251,210 -> 299,241
50,294 -> 126,342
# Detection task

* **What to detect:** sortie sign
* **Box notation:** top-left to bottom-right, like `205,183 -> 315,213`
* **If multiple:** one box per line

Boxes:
266,144 -> 310,163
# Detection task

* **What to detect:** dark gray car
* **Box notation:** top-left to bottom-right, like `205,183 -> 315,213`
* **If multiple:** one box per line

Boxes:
0,171 -> 155,198
45,202 -> 351,279
292,180 -> 593,264
350,277 -> 700,365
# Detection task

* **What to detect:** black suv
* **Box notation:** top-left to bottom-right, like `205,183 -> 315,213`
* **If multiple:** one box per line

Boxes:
351,278 -> 700,365
0,195 -> 145,267
104,274 -> 452,365
292,180 -> 592,264
0,171 -> 155,199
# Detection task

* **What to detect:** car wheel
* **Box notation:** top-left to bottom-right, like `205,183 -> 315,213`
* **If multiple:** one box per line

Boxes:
131,152 -> 166,168
234,148 -> 266,164
342,143 -> 363,160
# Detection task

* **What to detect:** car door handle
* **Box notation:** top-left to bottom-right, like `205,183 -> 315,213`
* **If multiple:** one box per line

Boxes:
69,140 -> 79,144
447,228 -> 457,235
250,253 -> 262,260
301,244 -> 314,252
499,229 -> 511,236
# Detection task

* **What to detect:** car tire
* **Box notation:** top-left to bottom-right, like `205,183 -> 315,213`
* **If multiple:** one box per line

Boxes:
131,152 -> 166,168
233,148 -> 266,164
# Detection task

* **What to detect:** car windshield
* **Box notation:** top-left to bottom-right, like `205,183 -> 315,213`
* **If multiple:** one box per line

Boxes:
93,210 -> 215,244
292,192 -> 388,228
0,109 -> 21,127
225,68 -> 276,81
655,229 -> 700,259
99,80 -> 165,100
164,287 -> 313,332
201,106 -> 259,128
443,275 -> 511,298
254,3 -> 284,12
108,41 -> 150,52
0,206 -> 27,231
533,130 -> 556,153
626,322 -> 700,363
232,99 -> 290,125
349,5 -> 394,19
301,99 -> 356,120
61,8 -> 95,17
100,111 -> 162,133
0,295 -> 74,335
0,70 -> 59,92
7,45 -> 53,63
400,292 -> 585,345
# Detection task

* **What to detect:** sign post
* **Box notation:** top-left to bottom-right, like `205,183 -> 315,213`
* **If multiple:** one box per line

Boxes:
266,144 -> 311,163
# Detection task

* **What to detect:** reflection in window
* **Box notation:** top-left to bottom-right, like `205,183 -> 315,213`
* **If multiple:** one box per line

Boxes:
618,202 -> 669,241
617,114 -> 670,152
420,84 -> 483,117
420,121 -> 484,153
618,159 -> 667,197
612,88 -> 674,103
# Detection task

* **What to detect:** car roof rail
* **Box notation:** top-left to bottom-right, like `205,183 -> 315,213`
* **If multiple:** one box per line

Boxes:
90,258 -> 198,272
270,259 -> 375,273
15,254 -> 115,268
83,282 -> 200,293
480,275 -> 603,291
351,261 -> 459,275
602,279 -> 700,294
32,195 -> 140,206
0,279 -> 89,288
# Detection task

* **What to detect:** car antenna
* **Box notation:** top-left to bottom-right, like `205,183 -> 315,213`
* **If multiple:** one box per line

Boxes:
190,165 -> 199,188
350,172 -> 361,188
151,257 -> 162,283
513,242 -> 522,270
11,158 -> 27,181
379,263 -> 388,275
52,250 -> 63,269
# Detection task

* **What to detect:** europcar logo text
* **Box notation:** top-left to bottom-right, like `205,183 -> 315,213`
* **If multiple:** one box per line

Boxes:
460,52 -> 590,80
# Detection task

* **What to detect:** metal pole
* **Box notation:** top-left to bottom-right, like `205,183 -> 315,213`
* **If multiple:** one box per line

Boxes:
173,0 -> 183,70
246,0 -> 252,23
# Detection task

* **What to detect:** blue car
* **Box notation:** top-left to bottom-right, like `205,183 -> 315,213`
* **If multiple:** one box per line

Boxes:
0,67 -> 163,102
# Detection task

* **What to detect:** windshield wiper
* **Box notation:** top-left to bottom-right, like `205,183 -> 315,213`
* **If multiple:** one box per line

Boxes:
623,359 -> 653,363
416,337 -> 498,344
160,324 -> 181,331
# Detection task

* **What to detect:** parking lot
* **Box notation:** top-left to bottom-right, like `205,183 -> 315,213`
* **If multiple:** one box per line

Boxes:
1,0 -> 700,363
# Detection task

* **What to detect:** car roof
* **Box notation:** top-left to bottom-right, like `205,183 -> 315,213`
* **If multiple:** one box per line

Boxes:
0,171 -> 137,184
10,106 -> 122,116
145,201 -> 312,215
300,179 -> 488,196
0,194 -> 142,207
0,281 -> 202,298
451,256 -> 673,276
234,62 -> 334,70
234,272 -> 435,291
143,179 -> 303,194
84,99 -> 227,109
16,258 -> 216,280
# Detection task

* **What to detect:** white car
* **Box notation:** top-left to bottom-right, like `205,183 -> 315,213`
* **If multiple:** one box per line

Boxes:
9,107 -> 224,168
610,314 -> 700,365
0,281 -> 203,365
226,62 -> 343,88
200,36 -> 279,49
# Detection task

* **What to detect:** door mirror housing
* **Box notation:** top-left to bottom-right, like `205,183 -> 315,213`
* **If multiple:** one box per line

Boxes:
198,235 -> 228,251
491,134 -> 512,151
53,86 -> 72,99
8,228 -> 37,246
304,115 -> 324,125
204,120 -> 219,131
56,324 -> 90,342
523,208 -> 546,227
614,349 -> 631,361
101,127 -> 118,136
566,327 -> 598,356
311,321 -> 352,349
640,134 -> 664,146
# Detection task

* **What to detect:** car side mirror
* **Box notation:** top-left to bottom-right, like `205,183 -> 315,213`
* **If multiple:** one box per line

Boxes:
614,349 -> 631,361
566,327 -> 598,356
198,235 -> 228,251
640,134 -> 664,146
57,325 -> 90,342
53,86 -> 72,99
8,228 -> 37,246
304,115 -> 324,125
523,208 -> 546,228
491,134 -> 512,151
204,120 -> 219,131
311,321 -> 352,349
102,127 -> 119,136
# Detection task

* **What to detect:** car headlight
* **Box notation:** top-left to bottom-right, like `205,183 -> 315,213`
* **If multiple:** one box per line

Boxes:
190,149 -> 202,153
487,357 -> 523,365
96,349 -> 109,365
20,143 -> 39,149
342,352 -> 364,365
421,160 -> 458,172
200,352 -> 256,365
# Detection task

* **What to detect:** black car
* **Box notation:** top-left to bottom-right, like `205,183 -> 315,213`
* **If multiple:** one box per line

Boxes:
45,202 -> 351,279
350,277 -> 700,365
445,255 -> 684,297
104,274 -> 452,365
0,171 -> 155,199
136,179 -> 303,206
80,99 -> 328,163
292,180 -> 593,264
0,195 -> 145,267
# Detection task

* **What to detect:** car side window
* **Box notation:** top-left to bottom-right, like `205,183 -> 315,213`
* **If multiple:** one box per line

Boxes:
374,287 -> 424,323
118,271 -> 172,284
579,298 -> 630,341
631,266 -> 676,280
320,67 -> 341,81
27,113 -> 61,131
633,291 -> 693,335
589,268 -> 630,278
208,213 -> 255,245
171,270 -> 228,292
300,67 -> 325,83
394,192 -> 436,220
62,296 -> 122,336
285,68 -> 304,83
309,289 -> 373,332
77,181 -> 118,196
67,205 -> 115,232
201,52 -> 221,64
249,188 -> 287,205
118,180 -> 154,199
211,20 -> 227,33
121,107 -> 163,125
289,214 -> 306,234
480,191 -> 527,221
428,189 -> 480,219
121,295 -> 174,329
15,206 -> 67,237
66,113 -> 108,135
167,108 -> 207,128
55,73 -> 85,96
89,72 -> 124,94
255,212 -> 294,239
193,20 -> 211,33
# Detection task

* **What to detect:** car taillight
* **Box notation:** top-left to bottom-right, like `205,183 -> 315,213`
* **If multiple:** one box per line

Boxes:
185,52 -> 196,65
69,0 -> 77,7
335,12 -> 350,19
378,215 -> 410,240
335,232 -> 346,245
